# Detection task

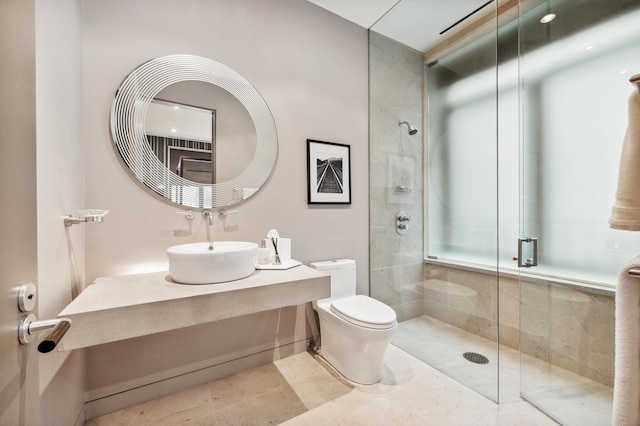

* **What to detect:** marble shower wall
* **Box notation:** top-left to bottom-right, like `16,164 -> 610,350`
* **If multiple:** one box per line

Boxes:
424,263 -> 615,386
369,32 -> 425,321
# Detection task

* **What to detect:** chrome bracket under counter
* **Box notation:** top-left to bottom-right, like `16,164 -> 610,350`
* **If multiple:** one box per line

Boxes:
56,266 -> 330,351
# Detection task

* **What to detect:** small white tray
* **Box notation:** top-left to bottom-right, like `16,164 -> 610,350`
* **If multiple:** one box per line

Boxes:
255,259 -> 302,270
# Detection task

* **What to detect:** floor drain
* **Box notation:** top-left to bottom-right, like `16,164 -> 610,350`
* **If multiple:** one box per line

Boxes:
463,352 -> 489,364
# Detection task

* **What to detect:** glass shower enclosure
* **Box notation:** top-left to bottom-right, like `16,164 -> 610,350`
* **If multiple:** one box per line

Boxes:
370,0 -> 640,424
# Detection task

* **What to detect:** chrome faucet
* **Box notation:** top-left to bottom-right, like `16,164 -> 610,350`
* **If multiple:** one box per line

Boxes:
203,210 -> 214,250
203,210 -> 213,226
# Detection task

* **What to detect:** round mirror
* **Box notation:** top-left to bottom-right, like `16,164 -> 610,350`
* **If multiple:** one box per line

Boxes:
110,55 -> 277,209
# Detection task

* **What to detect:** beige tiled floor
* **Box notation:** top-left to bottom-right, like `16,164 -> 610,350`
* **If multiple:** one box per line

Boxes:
86,344 -> 558,426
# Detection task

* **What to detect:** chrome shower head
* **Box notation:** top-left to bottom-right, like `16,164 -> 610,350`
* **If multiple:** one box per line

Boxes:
398,120 -> 418,136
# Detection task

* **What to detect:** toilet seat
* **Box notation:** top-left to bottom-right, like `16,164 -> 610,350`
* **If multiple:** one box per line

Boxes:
330,295 -> 397,329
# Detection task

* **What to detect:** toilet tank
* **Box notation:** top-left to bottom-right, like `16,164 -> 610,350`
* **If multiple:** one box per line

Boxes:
310,259 -> 356,301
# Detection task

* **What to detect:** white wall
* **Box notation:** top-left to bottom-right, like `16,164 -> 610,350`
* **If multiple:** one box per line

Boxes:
83,0 -> 368,284
0,1 -> 39,424
36,0 -> 86,424
81,0 -> 368,415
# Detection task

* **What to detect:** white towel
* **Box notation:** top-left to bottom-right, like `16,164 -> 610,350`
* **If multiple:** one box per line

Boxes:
612,256 -> 640,425
610,88 -> 640,230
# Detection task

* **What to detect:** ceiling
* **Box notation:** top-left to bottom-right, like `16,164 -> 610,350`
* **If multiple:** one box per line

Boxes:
307,0 -> 491,52
306,0 -> 400,28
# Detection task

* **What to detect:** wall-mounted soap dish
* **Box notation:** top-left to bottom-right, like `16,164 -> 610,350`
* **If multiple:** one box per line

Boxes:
64,209 -> 110,227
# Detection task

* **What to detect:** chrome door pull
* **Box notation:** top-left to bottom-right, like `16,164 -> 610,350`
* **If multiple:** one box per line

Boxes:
515,237 -> 538,268
19,314 -> 72,353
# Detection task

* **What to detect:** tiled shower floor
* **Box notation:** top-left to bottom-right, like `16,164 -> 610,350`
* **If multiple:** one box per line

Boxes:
393,315 -> 613,426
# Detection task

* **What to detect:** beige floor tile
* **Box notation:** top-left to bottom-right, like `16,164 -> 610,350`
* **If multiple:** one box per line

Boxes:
286,371 -> 352,409
250,386 -> 308,424
208,373 -> 255,411
126,384 -> 214,426
213,398 -> 259,426
84,410 -> 130,426
489,401 -> 559,425
273,352 -> 327,379
236,362 -> 288,396
89,320 -> 606,426
141,405 -> 218,426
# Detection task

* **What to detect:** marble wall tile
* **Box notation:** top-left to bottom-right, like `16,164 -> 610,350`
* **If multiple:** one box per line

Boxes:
587,318 -> 615,359
571,290 -> 615,324
369,31 -> 424,323
421,278 -> 449,305
520,331 -> 550,362
550,303 -> 589,351
424,298 -> 449,324
423,265 -> 614,385
447,268 -> 494,321
586,351 -> 615,387
499,324 -> 519,350
401,263 -> 426,304
448,308 -> 497,342
369,226 -> 402,269
549,340 -> 590,381
370,266 -> 402,307
498,276 -> 519,329
496,277 -> 519,351
401,299 -> 426,321
369,33 -> 423,77
425,263 -> 448,280
520,280 -> 550,338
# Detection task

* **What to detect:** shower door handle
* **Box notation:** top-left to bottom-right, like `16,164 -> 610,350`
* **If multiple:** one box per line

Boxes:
514,237 -> 538,268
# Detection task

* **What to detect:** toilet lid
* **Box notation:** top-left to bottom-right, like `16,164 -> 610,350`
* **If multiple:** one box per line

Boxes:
330,295 -> 397,329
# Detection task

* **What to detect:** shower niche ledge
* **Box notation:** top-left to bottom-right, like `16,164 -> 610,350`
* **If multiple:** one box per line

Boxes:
56,266 -> 330,351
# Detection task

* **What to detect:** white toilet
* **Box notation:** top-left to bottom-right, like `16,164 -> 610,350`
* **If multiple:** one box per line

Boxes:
310,259 -> 397,384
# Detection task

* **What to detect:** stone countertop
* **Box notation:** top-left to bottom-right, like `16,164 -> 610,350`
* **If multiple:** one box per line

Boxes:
57,265 -> 330,351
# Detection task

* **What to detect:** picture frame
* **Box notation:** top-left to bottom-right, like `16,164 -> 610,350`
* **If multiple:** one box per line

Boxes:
307,139 -> 351,204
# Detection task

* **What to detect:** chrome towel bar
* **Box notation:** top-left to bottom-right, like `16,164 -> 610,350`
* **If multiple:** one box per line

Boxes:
628,268 -> 640,277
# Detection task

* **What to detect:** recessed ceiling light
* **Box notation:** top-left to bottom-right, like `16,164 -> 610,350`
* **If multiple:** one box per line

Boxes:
540,13 -> 556,24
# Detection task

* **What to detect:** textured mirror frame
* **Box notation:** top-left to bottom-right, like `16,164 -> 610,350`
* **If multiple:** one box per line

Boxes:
110,54 -> 277,209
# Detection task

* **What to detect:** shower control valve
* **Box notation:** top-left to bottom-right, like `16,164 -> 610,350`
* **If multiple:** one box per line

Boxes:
396,210 -> 410,235
398,214 -> 411,222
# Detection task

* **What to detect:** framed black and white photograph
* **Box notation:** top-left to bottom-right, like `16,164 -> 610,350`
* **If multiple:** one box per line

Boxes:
307,139 -> 351,204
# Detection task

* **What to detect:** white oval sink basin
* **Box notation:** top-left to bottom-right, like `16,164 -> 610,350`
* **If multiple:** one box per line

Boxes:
167,241 -> 258,284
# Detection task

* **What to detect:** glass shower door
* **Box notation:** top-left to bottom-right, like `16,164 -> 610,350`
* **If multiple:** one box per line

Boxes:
518,0 -> 640,424
424,3 -> 501,402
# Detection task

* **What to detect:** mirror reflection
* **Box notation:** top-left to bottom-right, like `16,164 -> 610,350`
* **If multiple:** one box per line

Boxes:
145,81 -> 256,185
110,54 -> 277,209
